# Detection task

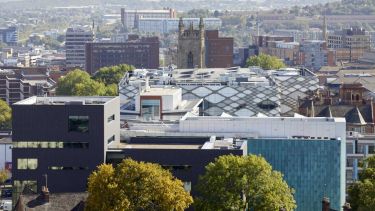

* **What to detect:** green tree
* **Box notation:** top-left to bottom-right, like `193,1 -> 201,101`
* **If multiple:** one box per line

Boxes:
86,159 -> 193,211
56,69 -> 92,95
246,53 -> 286,70
93,64 -> 134,86
195,154 -> 296,211
348,155 -> 375,210
0,99 -> 11,129
0,169 -> 8,190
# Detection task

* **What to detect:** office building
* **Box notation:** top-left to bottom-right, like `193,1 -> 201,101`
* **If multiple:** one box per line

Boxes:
328,27 -> 371,61
121,8 -> 176,29
85,35 -> 159,75
65,27 -> 94,69
258,41 -> 300,66
0,67 -> 56,104
300,40 -> 336,71
272,28 -> 323,43
12,96 -> 120,202
0,26 -> 18,45
135,17 -> 222,34
177,18 -> 233,69
252,35 -> 294,48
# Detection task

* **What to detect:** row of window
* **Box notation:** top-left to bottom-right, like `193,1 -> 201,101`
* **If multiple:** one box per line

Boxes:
17,159 -> 89,171
48,166 -> 89,170
13,142 -> 89,149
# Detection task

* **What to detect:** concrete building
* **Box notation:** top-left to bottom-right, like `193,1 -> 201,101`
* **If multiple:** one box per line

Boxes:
85,35 -> 159,75
328,27 -> 371,61
0,68 -> 56,104
177,18 -> 233,69
135,17 -> 222,34
272,28 -> 323,43
65,27 -> 94,69
0,26 -> 18,45
300,40 -> 336,71
12,96 -> 120,202
121,8 -> 176,29
252,35 -> 294,48
258,41 -> 300,66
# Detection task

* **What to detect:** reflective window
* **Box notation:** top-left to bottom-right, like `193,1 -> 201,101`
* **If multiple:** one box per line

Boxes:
107,135 -> 115,144
68,116 -> 89,133
107,114 -> 115,123
13,142 -> 89,149
17,159 -> 38,170
48,166 -> 89,170
141,99 -> 160,120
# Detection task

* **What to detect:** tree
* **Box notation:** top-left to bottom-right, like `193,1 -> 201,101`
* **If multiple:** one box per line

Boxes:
246,53 -> 286,70
56,69 -> 93,95
195,155 -> 296,211
85,159 -> 193,211
348,155 -> 375,210
0,100 -> 11,129
0,169 -> 8,190
93,64 -> 134,86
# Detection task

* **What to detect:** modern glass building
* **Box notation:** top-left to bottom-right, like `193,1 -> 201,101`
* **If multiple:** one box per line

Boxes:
248,138 -> 345,211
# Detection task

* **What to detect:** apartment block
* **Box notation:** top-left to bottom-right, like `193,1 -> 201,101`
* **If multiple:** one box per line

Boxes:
65,27 -> 94,69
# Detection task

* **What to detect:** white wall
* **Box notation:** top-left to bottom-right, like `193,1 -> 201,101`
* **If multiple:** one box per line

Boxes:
0,143 -> 12,170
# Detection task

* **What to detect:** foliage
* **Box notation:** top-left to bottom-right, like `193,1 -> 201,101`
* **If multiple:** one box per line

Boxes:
85,159 -> 193,211
195,154 -> 296,211
0,169 -> 8,187
93,64 -> 134,86
185,9 -> 211,18
0,100 -> 11,129
246,53 -> 286,70
348,155 -> 375,210
56,69 -> 117,96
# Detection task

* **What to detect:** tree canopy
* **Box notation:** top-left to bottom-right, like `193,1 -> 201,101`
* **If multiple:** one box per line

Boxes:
56,69 -> 116,96
0,169 -> 8,187
195,154 -> 296,211
85,159 -> 193,211
246,53 -> 286,70
0,99 -> 11,129
93,64 -> 134,86
348,155 -> 375,210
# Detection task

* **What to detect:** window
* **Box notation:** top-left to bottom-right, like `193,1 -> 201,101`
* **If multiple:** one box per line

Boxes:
187,51 -> 194,68
107,135 -> 115,144
68,116 -> 89,133
183,181 -> 192,192
14,180 -> 37,193
141,99 -> 161,120
17,158 -> 38,170
257,100 -> 277,111
13,142 -> 89,149
48,166 -> 89,170
107,114 -> 115,122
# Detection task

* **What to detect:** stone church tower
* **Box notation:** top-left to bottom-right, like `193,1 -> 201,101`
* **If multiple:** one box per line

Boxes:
177,17 -> 205,68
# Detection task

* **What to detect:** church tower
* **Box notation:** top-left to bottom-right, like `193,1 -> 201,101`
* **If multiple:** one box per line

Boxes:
177,17 -> 206,69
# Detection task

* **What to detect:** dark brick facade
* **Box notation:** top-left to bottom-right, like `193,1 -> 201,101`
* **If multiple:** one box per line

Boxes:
205,30 -> 233,68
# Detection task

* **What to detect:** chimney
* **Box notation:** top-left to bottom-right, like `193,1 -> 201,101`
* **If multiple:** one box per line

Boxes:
41,186 -> 50,203
322,197 -> 330,211
343,203 -> 352,211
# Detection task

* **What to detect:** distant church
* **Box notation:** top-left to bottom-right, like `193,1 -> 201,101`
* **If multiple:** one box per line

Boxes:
177,17 -> 233,69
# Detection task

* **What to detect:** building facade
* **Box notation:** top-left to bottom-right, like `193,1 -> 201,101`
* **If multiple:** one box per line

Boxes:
0,26 -> 18,45
300,40 -> 336,71
135,17 -> 222,34
177,18 -> 233,69
328,28 -> 371,61
85,35 -> 159,75
12,96 -> 120,202
65,27 -> 94,69
121,8 -> 176,29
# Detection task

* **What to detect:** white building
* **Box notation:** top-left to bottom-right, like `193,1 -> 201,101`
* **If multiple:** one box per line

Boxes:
121,8 -> 176,29
136,18 -> 222,34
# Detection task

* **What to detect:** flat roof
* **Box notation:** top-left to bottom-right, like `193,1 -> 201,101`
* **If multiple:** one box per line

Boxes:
140,87 -> 180,96
14,96 -> 117,105
113,143 -> 202,149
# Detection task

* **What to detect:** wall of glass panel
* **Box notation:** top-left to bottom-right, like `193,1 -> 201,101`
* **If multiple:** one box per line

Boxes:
13,142 -> 89,149
17,158 -> 38,170
247,139 -> 344,211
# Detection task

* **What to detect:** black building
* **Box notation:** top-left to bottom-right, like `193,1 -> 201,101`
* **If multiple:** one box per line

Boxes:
12,96 -> 120,202
107,136 -> 246,195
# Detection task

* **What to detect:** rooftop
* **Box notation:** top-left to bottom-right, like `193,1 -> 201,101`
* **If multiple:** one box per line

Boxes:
14,96 -> 117,105
140,86 -> 180,96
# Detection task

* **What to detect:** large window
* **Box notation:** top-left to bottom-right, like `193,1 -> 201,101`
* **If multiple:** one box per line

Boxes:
107,135 -> 115,144
17,158 -> 38,170
141,99 -> 160,120
13,142 -> 89,149
68,116 -> 89,133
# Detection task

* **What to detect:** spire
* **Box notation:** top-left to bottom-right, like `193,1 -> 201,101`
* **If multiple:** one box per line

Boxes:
323,12 -> 327,42
178,17 -> 184,32
199,17 -> 204,30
